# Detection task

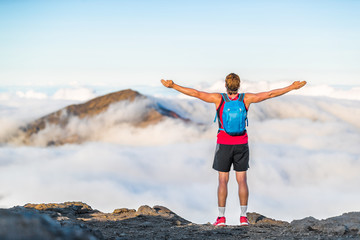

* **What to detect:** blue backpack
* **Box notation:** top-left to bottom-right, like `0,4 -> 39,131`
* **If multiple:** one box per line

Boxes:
215,93 -> 248,136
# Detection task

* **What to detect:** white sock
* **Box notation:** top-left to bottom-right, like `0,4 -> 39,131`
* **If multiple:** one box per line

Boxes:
218,207 -> 225,217
240,205 -> 247,217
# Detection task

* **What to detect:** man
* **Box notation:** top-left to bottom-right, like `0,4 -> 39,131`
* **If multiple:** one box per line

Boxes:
161,73 -> 306,226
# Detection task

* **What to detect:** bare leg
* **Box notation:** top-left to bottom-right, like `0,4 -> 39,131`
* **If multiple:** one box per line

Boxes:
217,171 -> 229,207
236,171 -> 248,206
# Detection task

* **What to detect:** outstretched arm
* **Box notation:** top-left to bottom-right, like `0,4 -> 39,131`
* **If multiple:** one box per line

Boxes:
161,79 -> 221,105
245,81 -> 307,106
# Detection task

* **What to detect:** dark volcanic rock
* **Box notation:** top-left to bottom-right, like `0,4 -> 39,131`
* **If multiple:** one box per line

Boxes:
3,202 -> 359,240
24,201 -> 95,215
0,206 -> 101,240
247,212 -> 289,226
291,212 -> 360,237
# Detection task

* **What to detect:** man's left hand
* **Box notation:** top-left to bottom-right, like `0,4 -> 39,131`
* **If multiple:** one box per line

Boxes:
291,81 -> 307,90
161,79 -> 175,88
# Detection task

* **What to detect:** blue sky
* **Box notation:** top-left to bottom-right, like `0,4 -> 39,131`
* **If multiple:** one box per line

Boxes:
0,0 -> 359,89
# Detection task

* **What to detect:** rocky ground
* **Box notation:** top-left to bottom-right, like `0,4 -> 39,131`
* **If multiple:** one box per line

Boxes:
0,202 -> 359,240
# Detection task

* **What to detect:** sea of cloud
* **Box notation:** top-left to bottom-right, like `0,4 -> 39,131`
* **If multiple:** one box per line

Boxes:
0,82 -> 359,225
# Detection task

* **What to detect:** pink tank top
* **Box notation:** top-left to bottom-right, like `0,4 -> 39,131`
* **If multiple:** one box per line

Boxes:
216,93 -> 248,145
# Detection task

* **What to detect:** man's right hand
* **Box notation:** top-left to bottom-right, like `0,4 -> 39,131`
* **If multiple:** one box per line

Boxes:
161,79 -> 175,88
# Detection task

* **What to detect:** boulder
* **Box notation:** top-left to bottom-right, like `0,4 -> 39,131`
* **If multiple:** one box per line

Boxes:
0,207 -> 102,240
291,212 -> 360,236
24,201 -> 94,215
247,212 -> 289,226
113,208 -> 136,215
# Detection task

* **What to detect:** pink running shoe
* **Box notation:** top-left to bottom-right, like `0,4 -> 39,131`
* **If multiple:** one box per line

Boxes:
213,216 -> 226,226
240,216 -> 249,226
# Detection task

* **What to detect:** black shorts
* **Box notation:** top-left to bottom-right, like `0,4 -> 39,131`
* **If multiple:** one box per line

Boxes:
213,143 -> 249,172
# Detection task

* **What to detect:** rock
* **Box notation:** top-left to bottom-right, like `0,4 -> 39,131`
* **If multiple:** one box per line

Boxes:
153,205 -> 173,215
247,212 -> 266,224
113,208 -> 136,215
325,212 -> 360,235
247,212 -> 289,226
3,202 -> 360,239
0,207 -> 101,240
291,212 -> 360,237
24,201 -> 94,215
135,205 -> 188,225
291,216 -> 319,231
136,205 -> 158,216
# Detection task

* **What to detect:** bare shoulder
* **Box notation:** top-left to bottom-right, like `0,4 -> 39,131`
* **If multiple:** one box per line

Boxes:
209,92 -> 222,104
244,93 -> 255,98
203,92 -> 222,107
243,92 -> 260,109
196,91 -> 222,105
212,92 -> 222,99
244,92 -> 257,101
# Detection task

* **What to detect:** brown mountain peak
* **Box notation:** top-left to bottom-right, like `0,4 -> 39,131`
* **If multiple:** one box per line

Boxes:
65,89 -> 144,118
17,89 -> 188,146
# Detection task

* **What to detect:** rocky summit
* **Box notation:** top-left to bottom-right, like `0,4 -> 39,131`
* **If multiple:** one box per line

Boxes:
12,89 -> 187,146
0,202 -> 359,240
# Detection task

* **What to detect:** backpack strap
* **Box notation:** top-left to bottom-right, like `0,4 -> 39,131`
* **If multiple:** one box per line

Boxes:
238,93 -> 249,126
214,114 -> 226,132
221,93 -> 230,102
214,94 -> 225,123
238,93 -> 245,102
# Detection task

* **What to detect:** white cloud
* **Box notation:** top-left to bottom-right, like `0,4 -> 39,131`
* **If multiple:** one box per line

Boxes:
15,90 -> 48,99
52,87 -> 96,101
0,92 -> 11,101
6,98 -> 217,147
0,85 -> 359,225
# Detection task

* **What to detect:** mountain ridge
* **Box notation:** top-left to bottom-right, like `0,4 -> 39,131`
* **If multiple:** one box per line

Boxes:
11,89 -> 188,146
1,201 -> 359,239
